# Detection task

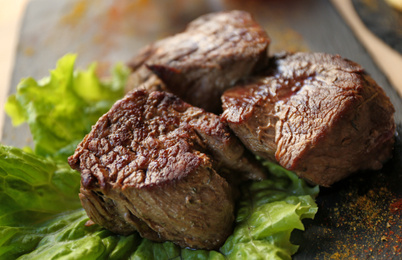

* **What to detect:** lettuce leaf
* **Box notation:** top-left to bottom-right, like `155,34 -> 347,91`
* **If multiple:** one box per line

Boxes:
0,208 -> 142,260
5,54 -> 128,161
0,145 -> 81,227
220,162 -> 318,260
0,150 -> 317,260
1,55 -> 319,259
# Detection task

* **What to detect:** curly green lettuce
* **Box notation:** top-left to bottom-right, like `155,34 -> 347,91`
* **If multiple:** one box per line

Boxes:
0,149 -> 317,260
220,162 -> 318,260
0,145 -> 81,227
5,54 -> 128,161
1,55 -> 319,259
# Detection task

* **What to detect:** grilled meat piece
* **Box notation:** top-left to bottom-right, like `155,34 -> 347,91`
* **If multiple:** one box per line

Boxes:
127,10 -> 270,113
221,52 -> 396,186
68,90 -> 265,250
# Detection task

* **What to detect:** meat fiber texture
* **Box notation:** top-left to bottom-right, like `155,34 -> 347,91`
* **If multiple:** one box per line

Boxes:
68,90 -> 265,250
126,10 -> 270,113
221,52 -> 396,187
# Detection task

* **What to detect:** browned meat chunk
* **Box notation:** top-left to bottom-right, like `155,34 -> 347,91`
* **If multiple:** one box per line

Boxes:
126,10 -> 270,113
221,52 -> 396,186
68,90 -> 265,250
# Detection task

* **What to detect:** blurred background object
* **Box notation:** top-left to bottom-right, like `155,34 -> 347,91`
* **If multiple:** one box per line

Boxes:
333,0 -> 402,98
0,0 -> 28,139
385,0 -> 402,11
352,0 -> 402,54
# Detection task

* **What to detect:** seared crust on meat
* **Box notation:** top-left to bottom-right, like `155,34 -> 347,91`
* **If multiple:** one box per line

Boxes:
68,90 -> 265,249
222,52 -> 396,186
126,10 -> 270,113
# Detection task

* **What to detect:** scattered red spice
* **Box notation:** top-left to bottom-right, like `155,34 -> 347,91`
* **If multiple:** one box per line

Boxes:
390,198 -> 402,214
317,185 -> 402,259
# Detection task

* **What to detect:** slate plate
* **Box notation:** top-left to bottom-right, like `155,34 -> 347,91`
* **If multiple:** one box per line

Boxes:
3,0 -> 402,258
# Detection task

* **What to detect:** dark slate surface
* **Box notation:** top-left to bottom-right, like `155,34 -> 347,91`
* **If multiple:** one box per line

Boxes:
3,0 -> 402,258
